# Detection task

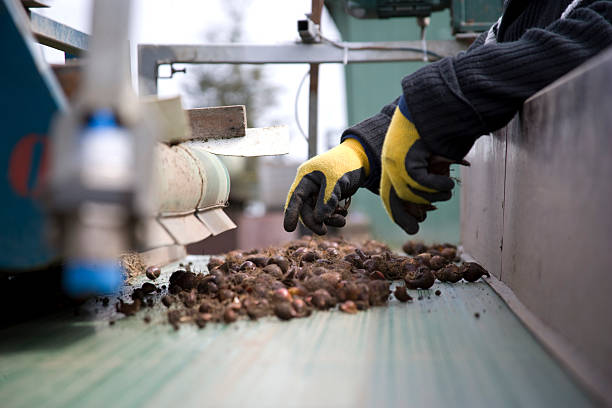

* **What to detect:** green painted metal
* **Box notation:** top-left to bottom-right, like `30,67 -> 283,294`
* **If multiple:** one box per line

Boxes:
343,0 -> 451,18
0,256 -> 594,407
332,0 -> 502,33
0,0 -> 66,270
327,4 -> 461,247
451,0 -> 503,34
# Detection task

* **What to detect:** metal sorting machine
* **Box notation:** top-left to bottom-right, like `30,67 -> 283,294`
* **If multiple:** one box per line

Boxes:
2,0 -> 611,406
0,0 -> 290,292
1,0 -> 481,280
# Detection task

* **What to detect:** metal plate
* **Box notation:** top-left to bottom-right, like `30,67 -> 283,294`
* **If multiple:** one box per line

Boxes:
460,48 -> 612,402
460,131 -> 506,279
196,208 -> 236,236
501,48 -> 612,396
143,218 -> 175,249
186,126 -> 290,157
0,0 -> 65,270
157,214 -> 211,245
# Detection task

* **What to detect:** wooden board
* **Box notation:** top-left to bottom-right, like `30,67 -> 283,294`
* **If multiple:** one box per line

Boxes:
187,105 -> 246,140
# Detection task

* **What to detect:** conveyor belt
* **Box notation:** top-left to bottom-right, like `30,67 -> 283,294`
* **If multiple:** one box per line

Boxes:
0,256 -> 594,407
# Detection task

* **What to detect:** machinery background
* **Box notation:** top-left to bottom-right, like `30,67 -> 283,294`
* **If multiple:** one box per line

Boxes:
0,1 -> 611,406
0,0 -> 67,271
0,0 -> 501,271
343,0 -> 503,33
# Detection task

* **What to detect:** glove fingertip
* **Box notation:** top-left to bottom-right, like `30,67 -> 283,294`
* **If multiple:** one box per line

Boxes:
396,214 -> 419,234
441,190 -> 453,201
435,176 -> 454,192
283,199 -> 300,232
283,215 -> 297,232
405,223 -> 419,235
314,227 -> 328,236
324,214 -> 346,228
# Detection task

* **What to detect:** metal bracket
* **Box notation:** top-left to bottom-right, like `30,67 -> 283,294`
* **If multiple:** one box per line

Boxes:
30,11 -> 89,56
137,41 -> 465,95
158,63 -> 187,79
297,18 -> 320,43
137,40 -> 466,159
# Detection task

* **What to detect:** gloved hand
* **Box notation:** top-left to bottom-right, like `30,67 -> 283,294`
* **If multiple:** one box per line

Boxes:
380,95 -> 456,234
284,138 -> 369,235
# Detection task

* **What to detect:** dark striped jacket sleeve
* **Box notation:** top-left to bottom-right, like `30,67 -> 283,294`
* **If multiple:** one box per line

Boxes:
403,0 -> 612,160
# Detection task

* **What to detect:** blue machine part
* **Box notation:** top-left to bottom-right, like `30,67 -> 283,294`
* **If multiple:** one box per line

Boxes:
63,260 -> 124,297
0,0 -> 67,270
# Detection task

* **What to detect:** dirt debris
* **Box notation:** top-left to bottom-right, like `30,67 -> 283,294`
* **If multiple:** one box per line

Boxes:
114,238 -> 489,329
120,252 -> 146,278
146,266 -> 161,281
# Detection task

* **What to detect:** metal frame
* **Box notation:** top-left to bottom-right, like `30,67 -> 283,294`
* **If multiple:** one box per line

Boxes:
137,40 -> 465,156
30,11 -> 89,56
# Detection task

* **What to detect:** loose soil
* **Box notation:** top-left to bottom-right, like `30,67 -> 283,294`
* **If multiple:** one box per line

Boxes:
116,238 -> 489,329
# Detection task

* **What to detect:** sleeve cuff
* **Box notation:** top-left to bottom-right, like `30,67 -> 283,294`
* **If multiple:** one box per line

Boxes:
341,133 -> 380,194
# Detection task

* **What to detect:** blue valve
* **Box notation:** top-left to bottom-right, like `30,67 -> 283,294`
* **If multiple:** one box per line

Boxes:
63,259 -> 124,297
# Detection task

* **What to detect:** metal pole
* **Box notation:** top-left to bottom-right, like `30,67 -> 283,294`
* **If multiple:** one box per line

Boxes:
308,0 -> 323,159
308,65 -> 318,158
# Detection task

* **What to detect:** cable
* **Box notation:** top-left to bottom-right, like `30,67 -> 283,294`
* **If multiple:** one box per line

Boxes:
417,16 -> 431,63
319,34 -> 444,61
295,69 -> 310,141
293,26 -> 443,142
420,25 -> 428,62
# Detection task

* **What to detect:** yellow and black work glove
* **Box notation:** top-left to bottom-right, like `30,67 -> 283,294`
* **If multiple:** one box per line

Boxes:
380,95 -> 455,234
284,138 -> 369,235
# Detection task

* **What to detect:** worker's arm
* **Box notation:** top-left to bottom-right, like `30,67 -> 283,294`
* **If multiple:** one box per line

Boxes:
343,0 -> 612,187
379,95 -> 455,234
403,0 -> 612,161
283,139 -> 369,235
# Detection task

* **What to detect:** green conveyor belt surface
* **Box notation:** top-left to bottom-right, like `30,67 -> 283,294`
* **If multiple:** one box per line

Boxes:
0,256 -> 593,407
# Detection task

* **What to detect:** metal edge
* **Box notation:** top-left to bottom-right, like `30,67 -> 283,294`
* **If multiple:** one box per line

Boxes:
30,11 -> 89,56
460,248 -> 611,407
136,41 -> 464,65
137,41 -> 467,96
158,214 -> 212,245
196,208 -> 236,236
186,126 -> 290,157
3,0 -> 68,110
139,244 -> 186,268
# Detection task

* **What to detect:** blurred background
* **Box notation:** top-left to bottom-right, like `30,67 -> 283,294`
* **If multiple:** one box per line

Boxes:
36,0 -> 461,252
